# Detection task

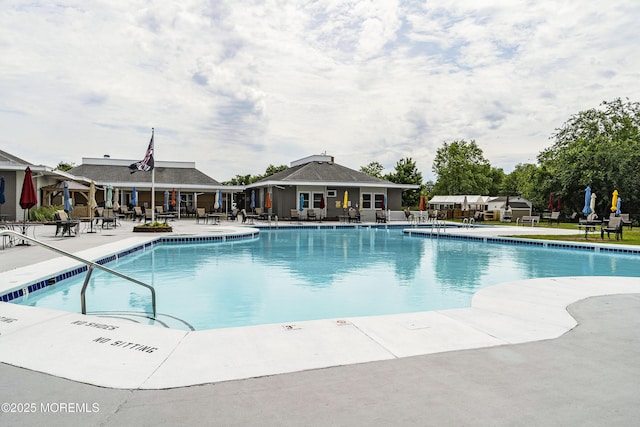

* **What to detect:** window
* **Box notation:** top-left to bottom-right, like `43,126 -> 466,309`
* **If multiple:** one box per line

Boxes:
374,194 -> 386,209
362,193 -> 372,209
327,189 -> 337,198
299,192 -> 310,209
313,193 -> 324,209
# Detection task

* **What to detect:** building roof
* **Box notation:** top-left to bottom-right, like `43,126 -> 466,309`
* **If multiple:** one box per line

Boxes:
0,149 -> 31,166
68,157 -> 229,190
250,156 -> 418,189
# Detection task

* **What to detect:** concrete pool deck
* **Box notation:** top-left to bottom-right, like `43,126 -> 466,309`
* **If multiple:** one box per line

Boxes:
1,219 -> 639,425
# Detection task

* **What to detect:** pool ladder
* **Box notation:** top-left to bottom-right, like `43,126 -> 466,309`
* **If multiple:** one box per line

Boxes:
0,230 -> 156,319
462,217 -> 475,228
431,220 -> 447,235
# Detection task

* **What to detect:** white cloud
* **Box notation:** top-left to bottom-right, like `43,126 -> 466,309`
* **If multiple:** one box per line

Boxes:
1,0 -> 639,182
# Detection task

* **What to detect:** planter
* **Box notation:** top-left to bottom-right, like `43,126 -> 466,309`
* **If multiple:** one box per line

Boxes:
133,226 -> 173,233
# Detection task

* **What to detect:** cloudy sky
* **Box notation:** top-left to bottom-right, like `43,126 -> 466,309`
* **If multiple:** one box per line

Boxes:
2,1 -> 639,182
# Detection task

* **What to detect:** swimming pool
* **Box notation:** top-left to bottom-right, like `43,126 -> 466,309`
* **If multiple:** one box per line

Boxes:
13,228 -> 640,330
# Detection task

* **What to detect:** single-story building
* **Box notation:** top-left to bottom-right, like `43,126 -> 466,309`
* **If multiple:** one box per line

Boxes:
0,149 -> 77,221
247,154 -> 420,221
427,195 -> 532,221
485,196 -> 532,221
68,156 -> 243,218
427,195 -> 488,219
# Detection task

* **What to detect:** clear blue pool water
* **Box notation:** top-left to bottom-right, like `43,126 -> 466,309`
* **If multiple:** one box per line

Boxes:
16,228 -> 640,330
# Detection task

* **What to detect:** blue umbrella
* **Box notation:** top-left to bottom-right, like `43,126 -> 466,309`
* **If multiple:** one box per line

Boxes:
250,189 -> 255,211
63,181 -> 73,213
131,186 -> 137,206
164,190 -> 169,212
299,193 -> 304,211
582,186 -> 592,216
616,197 -> 622,215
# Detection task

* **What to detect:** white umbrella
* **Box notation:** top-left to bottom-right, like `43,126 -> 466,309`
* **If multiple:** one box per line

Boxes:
588,193 -> 597,220
88,181 -> 97,233
113,188 -> 120,211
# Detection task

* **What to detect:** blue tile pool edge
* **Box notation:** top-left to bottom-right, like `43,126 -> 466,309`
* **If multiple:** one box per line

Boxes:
403,229 -> 640,255
0,230 -> 260,303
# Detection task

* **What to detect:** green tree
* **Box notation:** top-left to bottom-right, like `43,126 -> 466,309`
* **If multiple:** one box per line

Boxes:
501,163 -> 550,211
55,161 -> 75,172
360,161 -> 384,178
538,98 -> 640,216
487,167 -> 506,196
432,140 -> 492,195
385,157 -> 423,207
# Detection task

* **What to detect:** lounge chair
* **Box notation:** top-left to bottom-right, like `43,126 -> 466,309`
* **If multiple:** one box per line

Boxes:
547,211 -> 560,226
307,209 -> 317,221
54,210 -> 80,237
473,211 -> 484,221
376,210 -> 387,223
601,216 -> 623,240
290,209 -> 301,222
132,206 -> 144,222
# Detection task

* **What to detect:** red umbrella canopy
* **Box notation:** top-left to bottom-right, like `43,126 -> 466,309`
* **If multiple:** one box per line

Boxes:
419,195 -> 426,211
19,167 -> 37,210
265,192 -> 272,209
548,193 -> 554,211
319,194 -> 325,209
557,196 -> 561,212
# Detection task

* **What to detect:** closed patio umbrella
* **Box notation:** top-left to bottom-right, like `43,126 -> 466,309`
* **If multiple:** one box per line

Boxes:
0,176 -> 6,214
616,196 -> 622,215
113,188 -> 120,211
250,189 -> 255,211
265,192 -> 272,209
299,193 -> 304,211
589,193 -> 597,219
419,195 -> 426,211
88,180 -> 97,233
131,186 -> 138,206
164,190 -> 169,212
556,196 -> 561,212
63,181 -> 73,214
343,190 -> 348,209
548,193 -> 553,211
214,189 -> 221,210
610,190 -> 618,213
20,167 -> 37,220
171,189 -> 176,209
105,185 -> 113,209
582,186 -> 592,216
319,194 -> 325,210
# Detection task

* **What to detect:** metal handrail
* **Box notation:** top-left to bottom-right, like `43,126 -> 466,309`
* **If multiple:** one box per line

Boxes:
0,230 -> 156,318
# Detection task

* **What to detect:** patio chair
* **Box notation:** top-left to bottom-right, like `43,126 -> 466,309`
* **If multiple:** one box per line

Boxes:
620,213 -> 633,230
601,216 -> 623,240
348,208 -> 360,223
132,206 -> 145,222
290,209 -> 301,222
376,210 -> 387,223
307,209 -> 317,221
547,211 -> 560,226
101,208 -> 116,229
196,207 -> 207,224
54,210 -> 80,236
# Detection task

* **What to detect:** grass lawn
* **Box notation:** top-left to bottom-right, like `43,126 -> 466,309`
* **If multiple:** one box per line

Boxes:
458,220 -> 640,245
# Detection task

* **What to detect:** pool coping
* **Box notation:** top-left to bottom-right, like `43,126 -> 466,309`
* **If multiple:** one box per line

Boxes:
0,226 -> 639,389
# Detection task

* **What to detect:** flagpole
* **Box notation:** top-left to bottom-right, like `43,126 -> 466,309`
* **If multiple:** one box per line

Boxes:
151,128 -> 155,223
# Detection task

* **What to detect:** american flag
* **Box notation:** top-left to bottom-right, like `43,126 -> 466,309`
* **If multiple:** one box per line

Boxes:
129,130 -> 154,173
